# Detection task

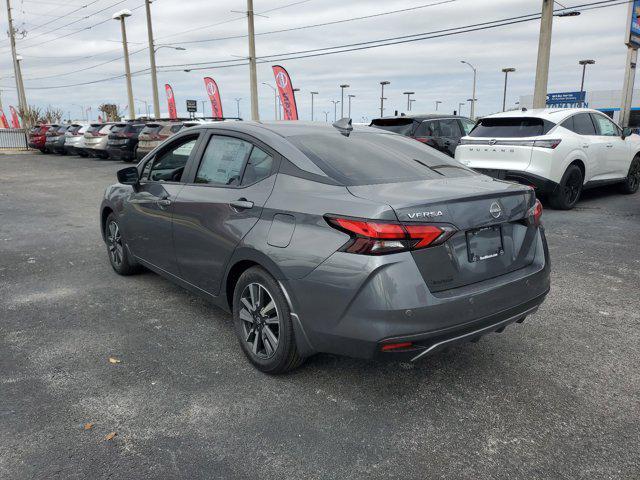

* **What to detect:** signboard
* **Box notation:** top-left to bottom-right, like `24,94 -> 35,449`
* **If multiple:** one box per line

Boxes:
546,91 -> 586,108
186,100 -> 198,113
626,0 -> 640,48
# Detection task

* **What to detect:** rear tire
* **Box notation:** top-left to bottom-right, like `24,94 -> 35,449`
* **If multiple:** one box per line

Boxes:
549,164 -> 583,210
619,157 -> 640,194
232,267 -> 304,374
105,213 -> 140,276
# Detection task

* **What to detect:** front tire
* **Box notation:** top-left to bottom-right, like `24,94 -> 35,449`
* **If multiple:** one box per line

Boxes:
232,267 -> 304,374
549,164 -> 583,210
105,213 -> 140,275
619,157 -> 640,194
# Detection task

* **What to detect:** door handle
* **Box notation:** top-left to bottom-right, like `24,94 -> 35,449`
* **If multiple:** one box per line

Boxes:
582,144 -> 589,149
156,196 -> 172,208
606,144 -> 613,148
230,198 -> 254,210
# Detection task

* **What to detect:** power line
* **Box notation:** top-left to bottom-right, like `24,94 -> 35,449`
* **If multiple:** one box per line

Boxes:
19,0 -> 103,33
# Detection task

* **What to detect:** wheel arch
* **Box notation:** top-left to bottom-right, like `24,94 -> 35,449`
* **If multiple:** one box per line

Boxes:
100,206 -> 114,242
567,158 -> 586,183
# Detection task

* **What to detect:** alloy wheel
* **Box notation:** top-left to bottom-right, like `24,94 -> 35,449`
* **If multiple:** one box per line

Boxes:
106,221 -> 123,267
628,160 -> 640,191
563,169 -> 582,205
239,283 -> 280,359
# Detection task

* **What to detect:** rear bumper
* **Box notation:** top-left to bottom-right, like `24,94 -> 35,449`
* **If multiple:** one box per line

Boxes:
285,228 -> 551,360
475,168 -> 559,195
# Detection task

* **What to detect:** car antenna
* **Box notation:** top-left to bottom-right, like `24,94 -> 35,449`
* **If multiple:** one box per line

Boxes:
332,117 -> 353,137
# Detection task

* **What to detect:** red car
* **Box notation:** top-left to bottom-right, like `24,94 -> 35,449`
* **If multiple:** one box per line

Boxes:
28,124 -> 59,153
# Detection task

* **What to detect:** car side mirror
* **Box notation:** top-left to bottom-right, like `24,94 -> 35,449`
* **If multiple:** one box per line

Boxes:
117,166 -> 139,185
622,127 -> 633,139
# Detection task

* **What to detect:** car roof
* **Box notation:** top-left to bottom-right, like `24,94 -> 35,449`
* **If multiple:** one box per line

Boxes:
481,107 -> 606,122
190,120 -> 386,138
371,114 -> 471,121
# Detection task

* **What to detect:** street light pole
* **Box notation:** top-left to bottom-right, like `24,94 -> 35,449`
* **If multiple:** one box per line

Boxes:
247,0 -> 259,121
458,102 -> 464,116
235,98 -> 242,118
380,81 -> 390,117
501,67 -> 516,111
348,94 -> 355,118
435,100 -> 442,111
461,60 -> 477,120
310,91 -> 318,121
261,83 -> 277,120
339,84 -> 349,118
323,111 -> 329,122
113,10 -> 135,120
144,0 -> 161,119
403,91 -> 415,111
578,59 -> 595,107
331,100 -> 340,121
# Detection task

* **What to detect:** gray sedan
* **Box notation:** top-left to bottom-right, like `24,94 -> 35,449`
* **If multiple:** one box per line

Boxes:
100,120 -> 550,373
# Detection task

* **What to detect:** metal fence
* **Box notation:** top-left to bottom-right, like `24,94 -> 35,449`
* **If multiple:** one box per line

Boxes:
0,128 -> 28,150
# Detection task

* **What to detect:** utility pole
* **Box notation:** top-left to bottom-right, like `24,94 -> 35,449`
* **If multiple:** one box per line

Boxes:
310,91 -> 318,121
113,10 -> 135,120
501,67 -> 516,111
403,91 -> 414,111
620,48 -> 638,127
380,81 -> 390,117
144,0 -> 161,118
533,0 -> 554,108
247,0 -> 259,121
578,60 -> 595,107
339,84 -> 349,118
6,0 -> 27,118
461,60 -> 477,119
348,94 -> 355,118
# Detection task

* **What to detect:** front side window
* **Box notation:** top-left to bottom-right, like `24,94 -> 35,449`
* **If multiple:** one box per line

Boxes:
146,136 -> 198,182
195,136 -> 253,186
415,121 -> 437,137
591,114 -> 620,136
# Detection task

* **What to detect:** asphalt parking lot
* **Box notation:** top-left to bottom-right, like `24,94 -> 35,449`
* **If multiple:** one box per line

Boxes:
1,152 -> 639,479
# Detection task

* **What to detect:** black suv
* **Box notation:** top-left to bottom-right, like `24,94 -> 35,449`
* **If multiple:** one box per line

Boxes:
106,123 -> 146,162
370,114 -> 476,157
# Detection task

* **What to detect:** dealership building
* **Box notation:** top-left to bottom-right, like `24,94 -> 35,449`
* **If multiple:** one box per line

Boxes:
519,90 -> 640,128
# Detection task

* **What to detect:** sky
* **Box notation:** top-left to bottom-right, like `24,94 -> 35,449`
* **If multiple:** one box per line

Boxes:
0,0 -> 634,122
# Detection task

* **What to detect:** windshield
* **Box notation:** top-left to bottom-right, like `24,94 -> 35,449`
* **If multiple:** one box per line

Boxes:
469,117 -> 554,137
288,132 -> 477,186
370,118 -> 416,135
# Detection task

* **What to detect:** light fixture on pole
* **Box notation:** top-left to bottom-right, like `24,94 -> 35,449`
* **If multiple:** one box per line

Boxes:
347,94 -> 355,118
435,100 -> 442,111
461,60 -> 477,120
310,91 -> 318,121
113,9 -> 135,120
501,67 -> 516,112
578,59 -> 595,107
331,100 -> 340,121
261,82 -> 278,120
380,81 -> 390,117
403,91 -> 415,111
323,111 -> 329,122
339,84 -> 350,118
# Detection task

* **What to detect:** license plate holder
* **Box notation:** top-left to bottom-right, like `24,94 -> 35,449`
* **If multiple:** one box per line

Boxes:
466,225 -> 504,262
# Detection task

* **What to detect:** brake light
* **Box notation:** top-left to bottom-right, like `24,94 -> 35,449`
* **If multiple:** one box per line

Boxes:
414,137 -> 434,145
533,139 -> 561,149
527,199 -> 543,227
326,216 -> 455,255
380,342 -> 414,352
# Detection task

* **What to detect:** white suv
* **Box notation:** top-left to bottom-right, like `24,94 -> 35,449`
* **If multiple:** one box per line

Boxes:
455,108 -> 640,209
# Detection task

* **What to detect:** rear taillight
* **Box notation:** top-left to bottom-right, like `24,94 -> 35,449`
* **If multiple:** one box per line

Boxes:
533,139 -> 561,149
414,137 -> 434,145
326,216 -> 456,255
526,199 -> 543,227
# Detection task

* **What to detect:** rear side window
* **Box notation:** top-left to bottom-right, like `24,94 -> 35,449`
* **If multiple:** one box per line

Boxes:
288,132 -> 476,186
460,119 -> 476,135
370,118 -> 416,135
469,117 -> 553,137
195,136 -> 253,186
563,114 -> 596,135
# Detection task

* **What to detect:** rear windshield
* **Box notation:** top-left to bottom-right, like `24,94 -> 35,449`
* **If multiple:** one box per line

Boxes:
86,124 -> 102,134
288,132 -> 477,186
370,118 -> 416,135
110,124 -> 127,134
141,124 -> 162,135
469,117 -> 554,137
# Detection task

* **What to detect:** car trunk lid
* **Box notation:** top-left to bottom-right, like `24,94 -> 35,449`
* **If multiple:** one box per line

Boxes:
348,176 -> 538,292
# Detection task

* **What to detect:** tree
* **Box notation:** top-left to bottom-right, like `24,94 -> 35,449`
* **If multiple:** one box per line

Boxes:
99,104 -> 121,122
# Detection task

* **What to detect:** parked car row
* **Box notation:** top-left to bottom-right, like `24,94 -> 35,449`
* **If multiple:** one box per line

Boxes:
28,120 -> 201,162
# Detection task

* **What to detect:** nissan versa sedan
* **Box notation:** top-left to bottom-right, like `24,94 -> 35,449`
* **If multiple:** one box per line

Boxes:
100,121 -> 550,373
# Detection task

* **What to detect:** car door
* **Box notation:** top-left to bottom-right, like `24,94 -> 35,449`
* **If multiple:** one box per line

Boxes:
172,132 -> 279,295
564,113 -> 602,181
120,133 -> 201,275
590,113 -> 629,178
